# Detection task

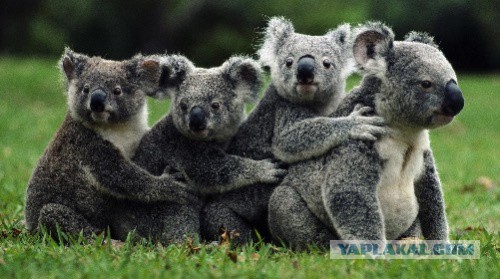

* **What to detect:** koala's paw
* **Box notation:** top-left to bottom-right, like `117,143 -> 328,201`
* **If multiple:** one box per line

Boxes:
348,106 -> 387,141
172,183 -> 202,205
349,123 -> 388,141
350,104 -> 375,117
163,165 -> 187,182
159,174 -> 200,205
256,159 -> 288,184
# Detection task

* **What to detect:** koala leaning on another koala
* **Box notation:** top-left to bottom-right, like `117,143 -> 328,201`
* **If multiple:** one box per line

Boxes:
201,17 -> 386,243
110,55 -> 286,243
25,48 -> 197,238
268,22 -> 464,249
133,55 -> 286,190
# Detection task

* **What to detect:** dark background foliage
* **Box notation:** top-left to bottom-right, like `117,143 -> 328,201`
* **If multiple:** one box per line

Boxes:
1,0 -> 498,71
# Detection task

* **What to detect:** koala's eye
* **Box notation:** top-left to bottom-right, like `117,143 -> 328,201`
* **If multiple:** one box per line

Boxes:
211,102 -> 221,110
180,102 -> 188,111
113,87 -> 122,95
323,58 -> 332,69
420,80 -> 433,89
285,57 -> 293,67
83,85 -> 90,94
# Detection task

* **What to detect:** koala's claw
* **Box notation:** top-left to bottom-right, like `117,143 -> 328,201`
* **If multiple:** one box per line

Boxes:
271,159 -> 289,169
163,166 -> 187,182
164,165 -> 179,174
355,115 -> 386,126
367,116 -> 385,126
258,159 -> 288,184
172,172 -> 187,182
352,132 -> 378,142
351,105 -> 375,117
350,125 -> 388,141
158,174 -> 200,205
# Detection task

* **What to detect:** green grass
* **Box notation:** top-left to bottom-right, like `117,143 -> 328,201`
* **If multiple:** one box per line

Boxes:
0,57 -> 498,278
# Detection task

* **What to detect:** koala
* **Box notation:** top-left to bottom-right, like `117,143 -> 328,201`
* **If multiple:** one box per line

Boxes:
201,17 -> 386,243
268,22 -> 465,249
24,48 -> 197,238
110,55 -> 286,243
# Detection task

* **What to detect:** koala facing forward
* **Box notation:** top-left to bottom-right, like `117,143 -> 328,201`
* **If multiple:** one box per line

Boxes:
25,49 -> 196,238
268,22 -> 464,249
133,55 -> 286,193
201,17 -> 386,243
110,55 -> 286,243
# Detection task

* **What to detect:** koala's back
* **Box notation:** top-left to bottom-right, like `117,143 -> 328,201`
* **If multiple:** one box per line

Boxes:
227,86 -> 282,159
133,115 -> 180,176
25,115 -> 113,231
280,84 -> 378,228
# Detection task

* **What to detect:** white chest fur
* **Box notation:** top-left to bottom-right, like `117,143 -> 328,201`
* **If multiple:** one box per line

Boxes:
93,107 -> 149,160
375,130 -> 430,239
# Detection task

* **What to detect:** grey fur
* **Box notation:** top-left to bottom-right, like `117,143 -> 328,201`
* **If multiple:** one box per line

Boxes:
135,55 -> 287,193
24,49 -> 197,238
269,22 -> 462,249
112,55 -> 286,243
404,31 -> 438,48
201,17 -> 386,243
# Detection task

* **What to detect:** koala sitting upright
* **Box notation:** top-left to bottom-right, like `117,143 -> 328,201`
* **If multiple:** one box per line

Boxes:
133,55 -> 286,193
110,55 -> 286,243
268,22 -> 464,249
25,49 -> 196,238
201,17 -> 386,242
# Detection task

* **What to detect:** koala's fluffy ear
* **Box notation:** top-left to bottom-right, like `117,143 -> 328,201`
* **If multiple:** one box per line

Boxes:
158,54 -> 195,98
258,16 -> 294,69
59,47 -> 89,81
326,24 -> 354,78
404,31 -> 438,48
133,55 -> 164,98
326,23 -> 351,47
352,22 -> 394,75
223,56 -> 263,103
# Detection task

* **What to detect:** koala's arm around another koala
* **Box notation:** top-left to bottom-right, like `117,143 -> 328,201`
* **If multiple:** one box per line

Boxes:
414,150 -> 449,240
132,120 -> 173,176
272,103 -> 386,164
332,79 -> 379,118
82,128 -> 197,204
178,144 -> 286,195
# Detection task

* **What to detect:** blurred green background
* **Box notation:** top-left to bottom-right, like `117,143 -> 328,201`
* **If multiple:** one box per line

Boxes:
1,0 -> 499,71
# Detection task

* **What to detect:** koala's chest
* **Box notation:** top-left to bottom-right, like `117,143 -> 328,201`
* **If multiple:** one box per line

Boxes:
96,125 -> 148,160
375,136 -> 426,239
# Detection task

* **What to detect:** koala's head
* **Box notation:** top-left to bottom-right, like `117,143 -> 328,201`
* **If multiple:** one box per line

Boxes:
259,17 -> 353,110
353,22 -> 464,129
163,55 -> 262,142
60,48 -> 165,126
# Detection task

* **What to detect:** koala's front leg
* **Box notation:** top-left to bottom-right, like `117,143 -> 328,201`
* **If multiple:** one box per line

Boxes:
181,149 -> 287,195
272,105 -> 386,163
414,150 -> 449,240
323,142 -> 386,242
85,140 -> 199,205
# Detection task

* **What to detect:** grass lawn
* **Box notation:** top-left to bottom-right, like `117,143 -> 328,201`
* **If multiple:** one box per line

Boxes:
0,57 -> 498,278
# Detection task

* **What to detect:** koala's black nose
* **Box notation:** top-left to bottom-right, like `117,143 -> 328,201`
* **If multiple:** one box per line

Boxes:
296,56 -> 315,84
442,80 -> 464,116
90,89 -> 107,113
189,106 -> 207,131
